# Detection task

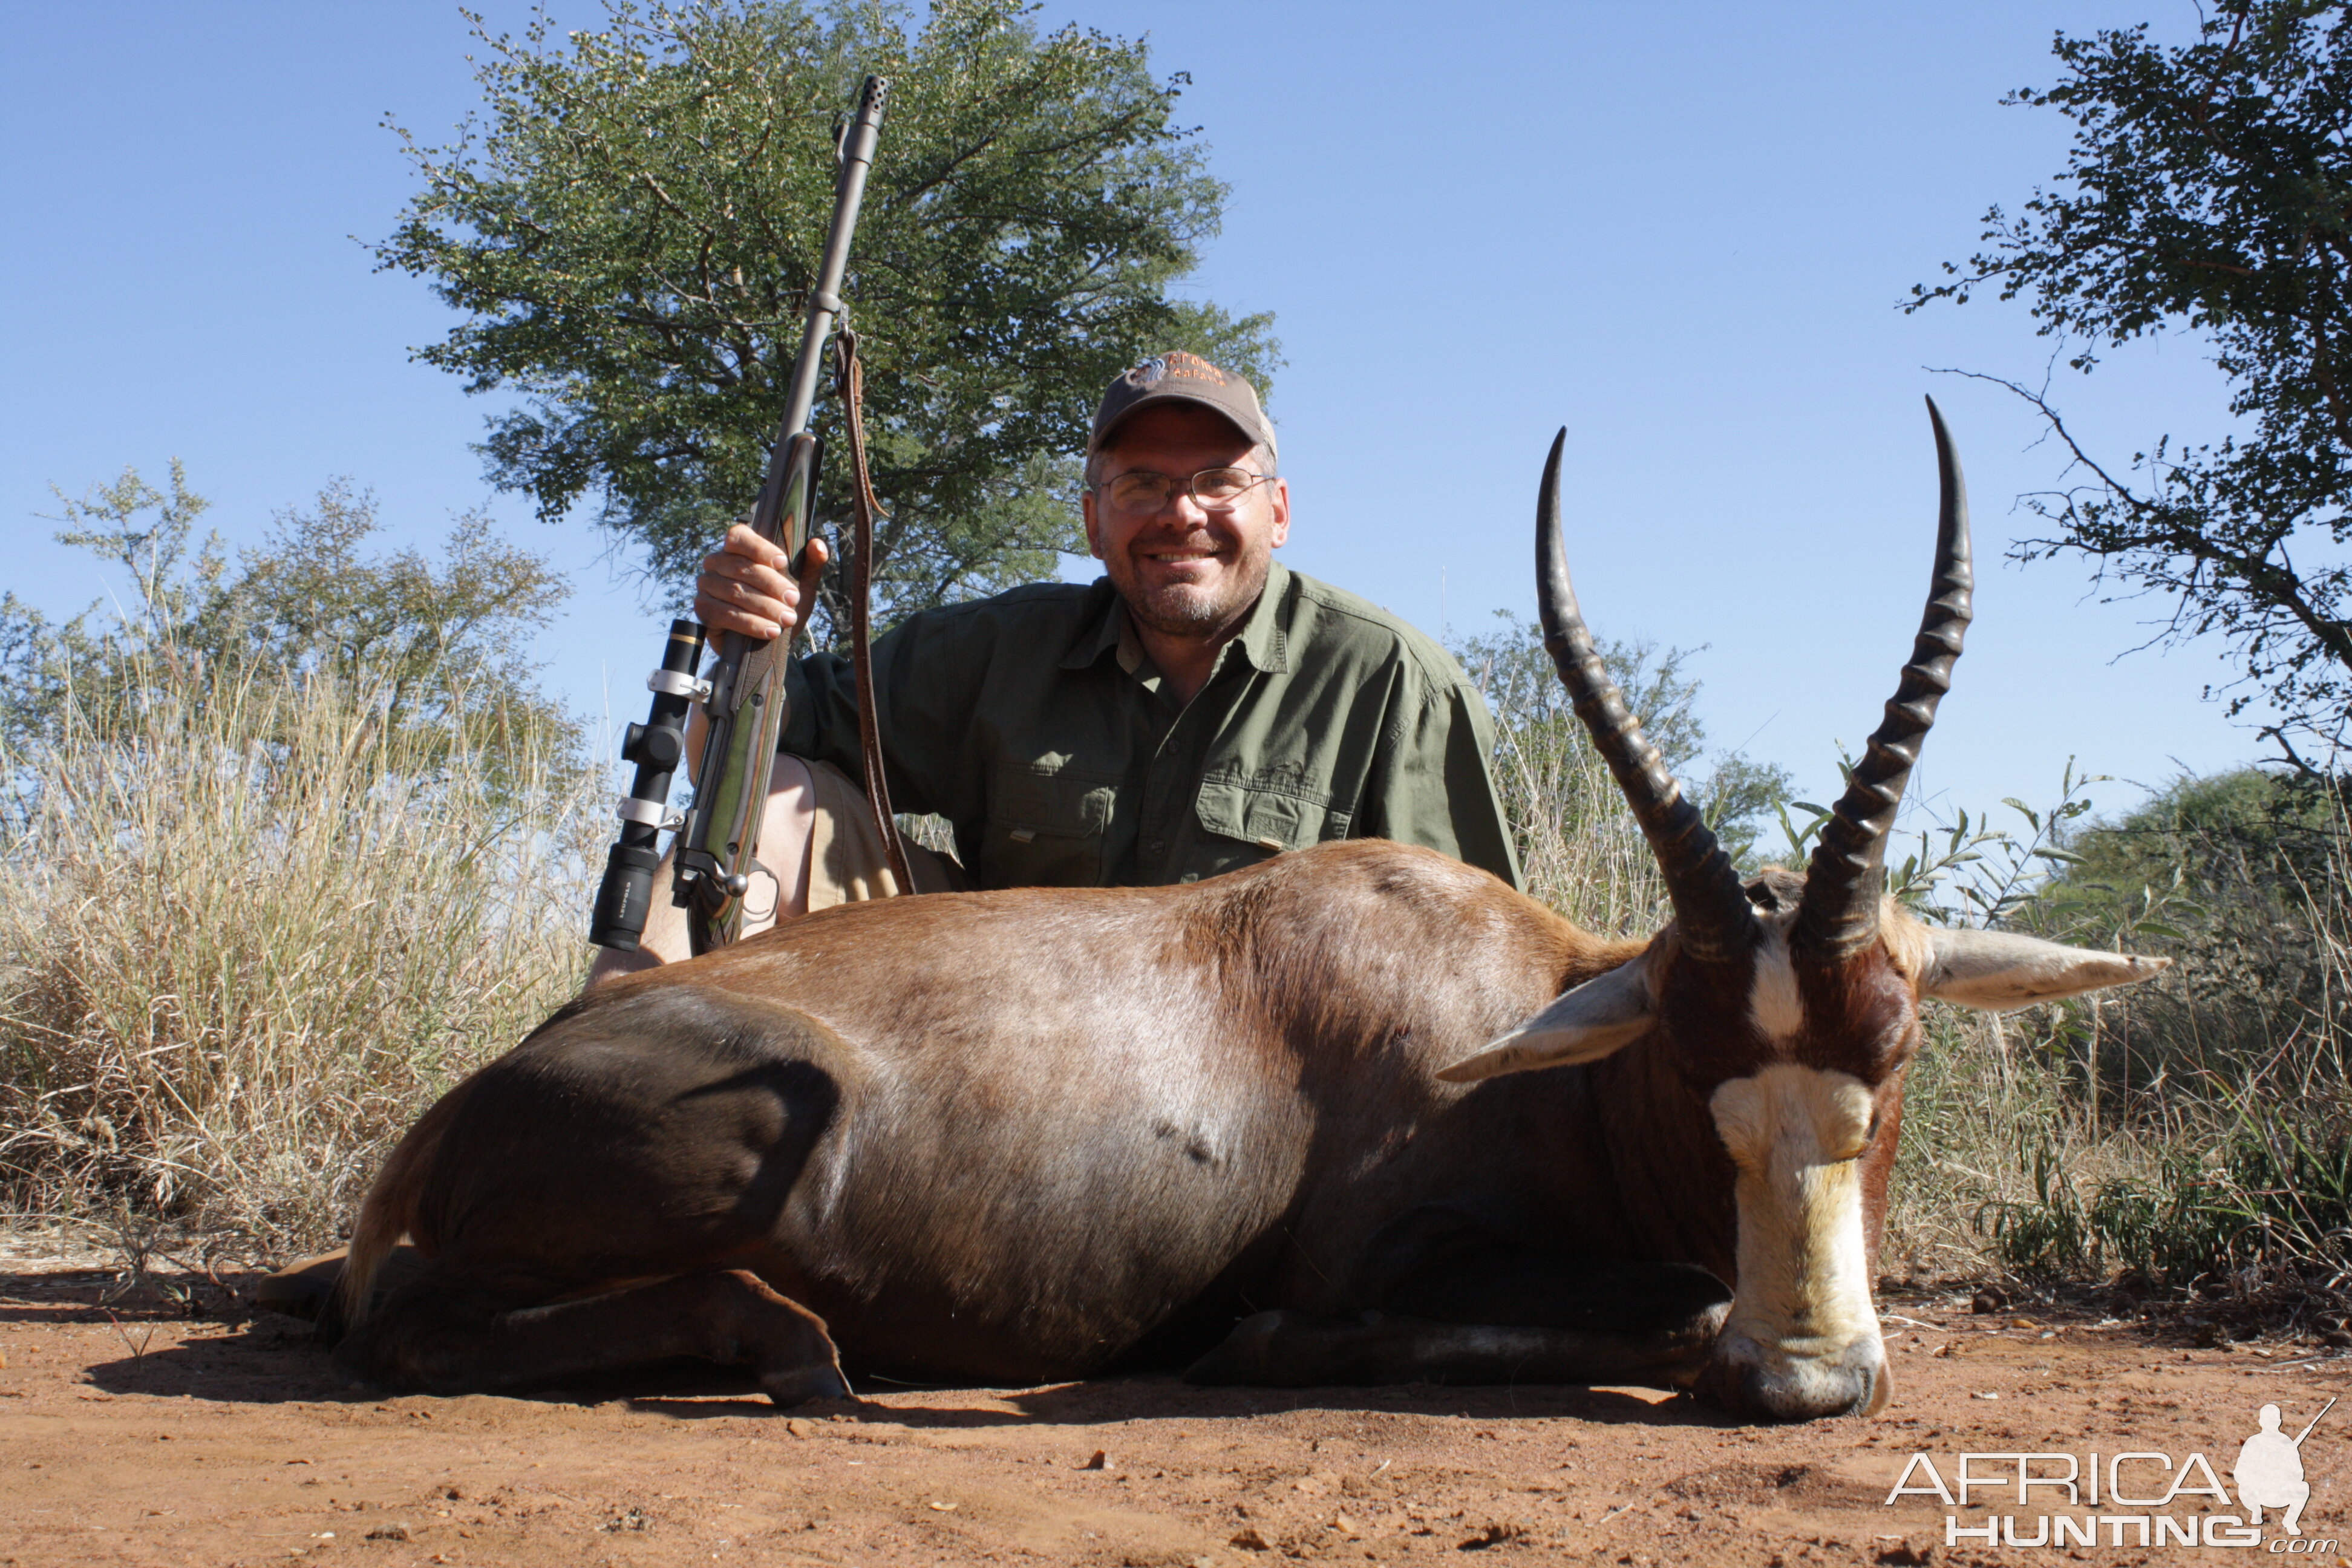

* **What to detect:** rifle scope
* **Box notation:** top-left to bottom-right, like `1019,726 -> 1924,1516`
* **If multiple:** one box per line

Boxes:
587,619 -> 708,951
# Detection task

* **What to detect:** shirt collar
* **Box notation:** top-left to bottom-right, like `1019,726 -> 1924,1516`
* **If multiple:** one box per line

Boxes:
1231,559 -> 1292,675
1057,560 -> 1294,676
1060,578 -> 1127,670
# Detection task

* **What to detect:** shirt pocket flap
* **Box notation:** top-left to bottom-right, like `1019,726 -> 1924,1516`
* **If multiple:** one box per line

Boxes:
1195,782 -> 1342,852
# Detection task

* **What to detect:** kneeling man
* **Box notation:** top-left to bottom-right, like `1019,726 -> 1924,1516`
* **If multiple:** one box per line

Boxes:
592,351 -> 1520,973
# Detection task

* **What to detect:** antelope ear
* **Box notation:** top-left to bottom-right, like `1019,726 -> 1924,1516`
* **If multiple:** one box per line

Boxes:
1919,928 -> 2170,1013
1438,954 -> 1655,1083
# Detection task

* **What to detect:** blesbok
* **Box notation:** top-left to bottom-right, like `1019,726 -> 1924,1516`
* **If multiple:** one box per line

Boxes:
322,403 -> 2163,1421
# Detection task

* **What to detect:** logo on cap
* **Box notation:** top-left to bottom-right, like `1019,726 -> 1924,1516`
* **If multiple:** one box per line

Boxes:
1156,351 -> 1223,384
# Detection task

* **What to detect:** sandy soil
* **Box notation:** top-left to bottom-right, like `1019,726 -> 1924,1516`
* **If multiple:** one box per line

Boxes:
3,1250 -> 2347,1568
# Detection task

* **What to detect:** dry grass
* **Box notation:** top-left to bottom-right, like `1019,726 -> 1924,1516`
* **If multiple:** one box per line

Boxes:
0,649 -> 601,1249
1477,693 -> 1671,939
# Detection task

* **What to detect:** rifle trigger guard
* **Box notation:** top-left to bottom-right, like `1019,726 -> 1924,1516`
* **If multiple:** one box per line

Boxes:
739,858 -> 778,924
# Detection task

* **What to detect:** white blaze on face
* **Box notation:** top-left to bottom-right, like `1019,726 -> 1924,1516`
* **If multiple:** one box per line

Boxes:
1707,1062 -> 1886,1413
1746,932 -> 1805,1042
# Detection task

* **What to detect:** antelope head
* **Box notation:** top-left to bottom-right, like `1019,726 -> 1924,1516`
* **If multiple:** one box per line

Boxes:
1442,403 -> 2167,1422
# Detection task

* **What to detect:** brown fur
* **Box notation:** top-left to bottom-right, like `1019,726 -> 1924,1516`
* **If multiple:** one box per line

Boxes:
325,840 -> 2028,1419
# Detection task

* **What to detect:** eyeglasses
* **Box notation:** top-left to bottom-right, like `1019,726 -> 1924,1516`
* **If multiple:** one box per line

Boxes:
1093,466 -> 1273,514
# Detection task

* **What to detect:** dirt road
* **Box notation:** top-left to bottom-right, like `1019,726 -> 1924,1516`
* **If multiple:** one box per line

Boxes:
3,1256 -> 2345,1567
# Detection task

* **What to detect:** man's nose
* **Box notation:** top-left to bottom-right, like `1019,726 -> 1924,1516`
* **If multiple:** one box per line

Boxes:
1151,489 -> 1215,528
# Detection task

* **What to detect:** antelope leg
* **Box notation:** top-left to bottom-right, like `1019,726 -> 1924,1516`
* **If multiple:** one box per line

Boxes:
1184,1255 -> 1730,1389
332,1267 -> 850,1408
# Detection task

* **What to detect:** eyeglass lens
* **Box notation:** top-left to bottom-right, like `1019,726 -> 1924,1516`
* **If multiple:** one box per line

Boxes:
1105,467 -> 1259,511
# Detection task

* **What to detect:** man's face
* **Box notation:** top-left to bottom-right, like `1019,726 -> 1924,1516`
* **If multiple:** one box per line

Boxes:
1082,403 -> 1290,641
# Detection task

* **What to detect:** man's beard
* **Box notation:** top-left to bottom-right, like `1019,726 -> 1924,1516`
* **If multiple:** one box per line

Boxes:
1116,554 -> 1271,640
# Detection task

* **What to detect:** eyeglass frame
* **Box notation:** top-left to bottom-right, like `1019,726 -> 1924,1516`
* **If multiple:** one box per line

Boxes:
1086,465 -> 1279,514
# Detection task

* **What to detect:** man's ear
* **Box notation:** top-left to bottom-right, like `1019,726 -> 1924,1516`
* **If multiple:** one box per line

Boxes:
1267,477 -> 1291,548
1920,928 -> 2169,1013
1437,954 -> 1654,1083
1080,486 -> 1105,560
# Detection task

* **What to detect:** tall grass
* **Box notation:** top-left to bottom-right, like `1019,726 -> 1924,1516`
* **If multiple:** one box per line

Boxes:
1483,693 -> 1671,937
0,648 -> 601,1247
1880,782 -> 2352,1301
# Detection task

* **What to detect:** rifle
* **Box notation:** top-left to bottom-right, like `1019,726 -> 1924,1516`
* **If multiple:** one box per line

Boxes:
587,73 -> 897,956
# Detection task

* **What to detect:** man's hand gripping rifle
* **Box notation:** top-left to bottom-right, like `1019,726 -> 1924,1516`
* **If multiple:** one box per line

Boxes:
587,74 -> 893,958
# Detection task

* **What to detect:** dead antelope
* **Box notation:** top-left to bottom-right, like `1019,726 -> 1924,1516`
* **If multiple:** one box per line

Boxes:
321,402 -> 2162,1420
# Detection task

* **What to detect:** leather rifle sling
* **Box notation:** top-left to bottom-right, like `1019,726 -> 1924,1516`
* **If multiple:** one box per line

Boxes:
834,326 -> 917,894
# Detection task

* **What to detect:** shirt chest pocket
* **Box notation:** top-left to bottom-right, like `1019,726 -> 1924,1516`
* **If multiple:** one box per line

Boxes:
987,765 -> 1116,887
1194,782 -> 1351,860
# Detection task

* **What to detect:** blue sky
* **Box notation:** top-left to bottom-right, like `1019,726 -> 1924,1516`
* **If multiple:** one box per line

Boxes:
2,2 -> 2269,836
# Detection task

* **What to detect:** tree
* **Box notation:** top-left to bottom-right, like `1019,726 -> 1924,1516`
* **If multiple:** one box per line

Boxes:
1452,615 -> 1795,872
1910,2 -> 2352,769
380,0 -> 1278,639
0,465 -> 580,785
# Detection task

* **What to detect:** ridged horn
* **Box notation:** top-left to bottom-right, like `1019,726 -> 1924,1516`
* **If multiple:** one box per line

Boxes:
1794,396 -> 1975,962
1535,428 -> 1758,964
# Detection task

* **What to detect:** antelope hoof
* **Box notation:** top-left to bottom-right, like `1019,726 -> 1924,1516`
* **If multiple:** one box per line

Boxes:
760,1360 -> 853,1409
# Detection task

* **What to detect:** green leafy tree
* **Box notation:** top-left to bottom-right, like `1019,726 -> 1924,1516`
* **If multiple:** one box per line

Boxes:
0,466 -> 580,785
1910,2 -> 2352,768
379,0 -> 1278,639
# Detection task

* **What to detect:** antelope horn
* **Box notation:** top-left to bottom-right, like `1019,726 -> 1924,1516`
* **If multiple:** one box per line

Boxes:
1535,428 -> 1758,964
1794,396 -> 1975,961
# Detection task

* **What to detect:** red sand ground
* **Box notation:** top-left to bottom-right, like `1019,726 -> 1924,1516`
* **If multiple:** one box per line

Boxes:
2,1249 -> 2345,1567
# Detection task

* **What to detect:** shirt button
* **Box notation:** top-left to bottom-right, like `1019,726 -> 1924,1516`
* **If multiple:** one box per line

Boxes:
1146,838 -> 1166,855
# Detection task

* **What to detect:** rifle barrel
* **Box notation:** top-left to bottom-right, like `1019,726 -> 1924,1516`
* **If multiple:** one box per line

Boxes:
750,74 -> 890,564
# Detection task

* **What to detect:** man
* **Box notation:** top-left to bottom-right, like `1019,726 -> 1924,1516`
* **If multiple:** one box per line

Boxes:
2234,1402 -> 2317,1536
593,351 -> 1518,978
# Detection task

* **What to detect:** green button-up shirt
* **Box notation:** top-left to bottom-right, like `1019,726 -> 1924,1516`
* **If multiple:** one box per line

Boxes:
780,561 -> 1521,891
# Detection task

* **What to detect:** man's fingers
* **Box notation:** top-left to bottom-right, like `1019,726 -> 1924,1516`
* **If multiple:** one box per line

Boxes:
693,530 -> 829,641
723,521 -> 789,569
702,548 -> 793,603
694,557 -> 787,638
693,594 -> 781,641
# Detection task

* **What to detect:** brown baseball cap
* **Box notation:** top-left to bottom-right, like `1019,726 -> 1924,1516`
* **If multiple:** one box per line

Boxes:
1088,351 -> 1278,464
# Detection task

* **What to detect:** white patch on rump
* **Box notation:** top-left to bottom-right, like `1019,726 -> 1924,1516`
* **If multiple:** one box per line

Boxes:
1746,932 -> 1805,1043
1707,1064 -> 1882,1380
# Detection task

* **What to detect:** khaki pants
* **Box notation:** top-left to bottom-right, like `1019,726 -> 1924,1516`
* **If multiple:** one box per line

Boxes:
795,757 -> 968,907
